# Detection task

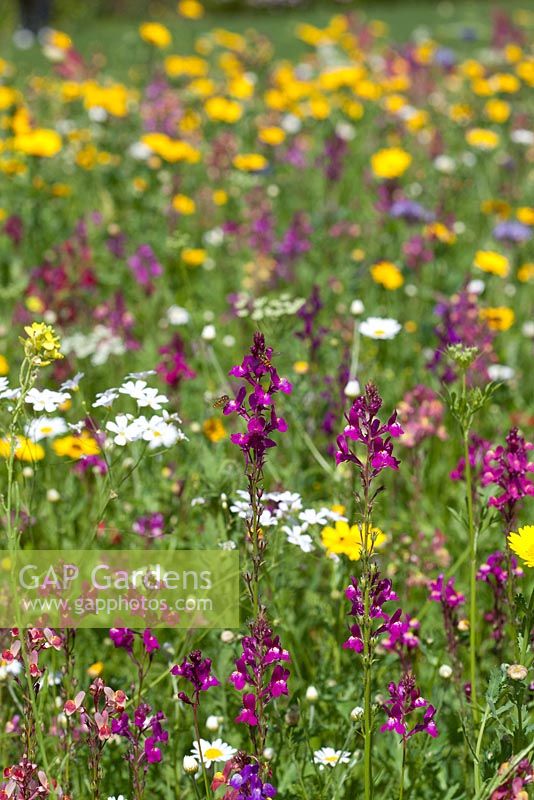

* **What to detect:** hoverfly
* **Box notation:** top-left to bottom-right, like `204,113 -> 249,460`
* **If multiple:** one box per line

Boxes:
258,353 -> 273,369
212,394 -> 230,409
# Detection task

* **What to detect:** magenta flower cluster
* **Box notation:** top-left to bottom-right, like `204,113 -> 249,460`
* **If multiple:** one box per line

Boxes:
230,616 -> 290,727
336,382 -> 403,474
223,332 -> 292,468
380,673 -> 439,739
343,574 -> 402,654
171,649 -> 220,706
481,427 -> 534,524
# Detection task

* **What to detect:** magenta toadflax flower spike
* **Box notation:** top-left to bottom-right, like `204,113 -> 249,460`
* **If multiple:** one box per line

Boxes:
230,611 -> 290,754
481,427 -> 534,529
428,574 -> 465,676
343,574 -> 403,654
380,673 -> 439,740
336,382 -> 403,477
171,649 -> 220,706
224,331 -> 291,472
477,551 -> 523,650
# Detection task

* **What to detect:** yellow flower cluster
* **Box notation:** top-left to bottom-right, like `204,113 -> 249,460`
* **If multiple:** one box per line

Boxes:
21,322 -> 63,366
321,520 -> 386,561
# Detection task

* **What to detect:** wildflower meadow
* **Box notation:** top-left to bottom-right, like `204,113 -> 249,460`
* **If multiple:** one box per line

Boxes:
0,1 -> 533,798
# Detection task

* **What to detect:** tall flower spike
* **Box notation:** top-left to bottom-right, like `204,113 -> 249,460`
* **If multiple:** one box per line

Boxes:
380,673 -> 439,740
224,332 -> 291,470
171,649 -> 220,706
336,382 -> 403,475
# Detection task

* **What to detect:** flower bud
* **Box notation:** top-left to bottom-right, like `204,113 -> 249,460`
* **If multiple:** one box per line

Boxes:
439,664 -> 453,679
305,685 -> 319,703
183,755 -> 199,774
47,488 -> 60,503
350,299 -> 365,316
350,706 -> 364,721
507,664 -> 528,681
206,715 -> 220,732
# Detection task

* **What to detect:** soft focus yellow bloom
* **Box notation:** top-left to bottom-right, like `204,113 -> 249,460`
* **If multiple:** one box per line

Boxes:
425,222 -> 456,244
181,248 -> 206,267
13,128 -> 61,158
202,418 -> 227,442
212,189 -> 228,206
480,307 -> 515,331
293,360 -> 309,375
517,263 -> 534,282
370,261 -> 404,290
52,434 -> 100,459
141,133 -> 200,163
178,0 -> 204,18
204,96 -> 242,123
517,207 -> 534,226
139,22 -> 172,49
0,87 -> 19,110
165,55 -> 208,78
87,661 -> 104,677
22,322 -> 63,365
0,437 -> 45,462
508,526 -> 534,568
233,153 -> 268,172
484,99 -> 511,123
465,128 -> 500,150
258,126 -> 286,146
474,250 -> 510,278
0,355 -> 8,375
371,147 -> 411,179
481,199 -> 510,218
321,520 -> 386,561
172,194 -> 196,215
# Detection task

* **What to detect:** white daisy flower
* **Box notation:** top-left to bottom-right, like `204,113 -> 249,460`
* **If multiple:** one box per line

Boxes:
313,747 -> 352,769
298,508 -> 330,526
138,415 -> 185,449
190,739 -> 237,769
25,388 -> 70,413
25,417 -> 68,442
0,377 -> 10,395
359,317 -> 401,340
60,372 -> 84,391
105,414 -> 142,446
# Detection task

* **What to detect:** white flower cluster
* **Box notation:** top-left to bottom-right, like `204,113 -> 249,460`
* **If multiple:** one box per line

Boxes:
61,325 -> 126,366
232,292 -> 305,321
98,377 -> 185,450
229,490 -> 346,553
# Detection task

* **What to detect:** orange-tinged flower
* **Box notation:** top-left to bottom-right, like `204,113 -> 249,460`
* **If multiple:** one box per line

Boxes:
202,418 -> 227,442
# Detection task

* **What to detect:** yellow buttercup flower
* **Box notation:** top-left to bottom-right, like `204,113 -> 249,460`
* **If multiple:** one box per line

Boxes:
202,418 -> 227,442
139,22 -> 172,49
370,261 -> 404,290
465,128 -> 500,150
22,322 -> 63,365
87,661 -> 104,677
172,194 -> 196,215
508,526 -> 534,568
474,250 -> 510,278
480,307 -> 515,331
371,147 -> 411,180
233,153 -> 268,172
0,355 -> 8,375
178,0 -> 204,18
13,128 -> 62,158
321,520 -> 386,561
181,248 -> 206,267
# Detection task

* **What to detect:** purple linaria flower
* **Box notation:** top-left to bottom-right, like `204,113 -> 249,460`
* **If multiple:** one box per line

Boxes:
477,551 -> 523,644
128,244 -> 163,292
481,428 -> 534,525
428,574 -> 465,608
224,332 -> 291,469
229,763 -> 277,799
335,382 -> 403,473
380,673 -> 438,739
110,627 -> 135,652
343,573 -> 402,653
230,614 -> 290,727
171,649 -> 219,706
